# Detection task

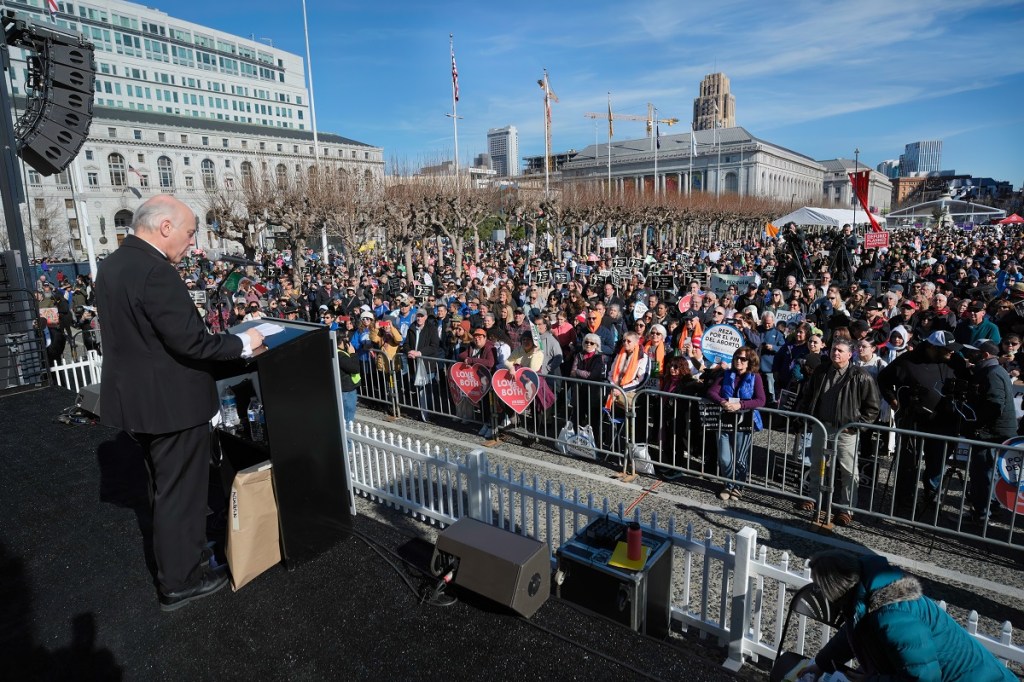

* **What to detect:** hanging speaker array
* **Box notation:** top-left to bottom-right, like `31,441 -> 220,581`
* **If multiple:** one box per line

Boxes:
3,11 -> 96,176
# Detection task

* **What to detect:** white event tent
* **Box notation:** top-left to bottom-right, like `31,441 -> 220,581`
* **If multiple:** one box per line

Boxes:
773,207 -> 886,229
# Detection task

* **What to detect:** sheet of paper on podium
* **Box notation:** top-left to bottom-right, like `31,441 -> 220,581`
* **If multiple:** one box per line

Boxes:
254,322 -> 286,337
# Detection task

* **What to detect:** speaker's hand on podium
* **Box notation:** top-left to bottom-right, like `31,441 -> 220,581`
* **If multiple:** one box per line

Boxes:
244,328 -> 265,350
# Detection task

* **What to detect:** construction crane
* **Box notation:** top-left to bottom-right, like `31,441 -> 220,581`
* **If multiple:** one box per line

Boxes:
537,70 -> 559,184
584,103 -> 679,145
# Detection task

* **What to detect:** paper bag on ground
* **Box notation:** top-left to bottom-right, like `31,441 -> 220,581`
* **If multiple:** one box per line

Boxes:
226,461 -> 281,591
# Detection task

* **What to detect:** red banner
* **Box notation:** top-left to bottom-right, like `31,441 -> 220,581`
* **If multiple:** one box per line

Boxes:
848,170 -> 882,232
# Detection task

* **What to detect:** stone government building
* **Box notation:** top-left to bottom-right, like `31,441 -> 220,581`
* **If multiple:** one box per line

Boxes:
560,127 -> 830,205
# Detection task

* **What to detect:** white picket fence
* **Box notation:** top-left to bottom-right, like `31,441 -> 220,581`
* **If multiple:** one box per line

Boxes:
49,350 -> 102,393
345,422 -> 1024,673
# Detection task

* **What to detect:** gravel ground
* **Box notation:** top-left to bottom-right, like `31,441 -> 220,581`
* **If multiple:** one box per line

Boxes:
350,401 -> 1024,679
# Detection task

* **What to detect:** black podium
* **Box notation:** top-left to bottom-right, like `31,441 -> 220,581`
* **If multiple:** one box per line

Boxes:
217,319 -> 352,568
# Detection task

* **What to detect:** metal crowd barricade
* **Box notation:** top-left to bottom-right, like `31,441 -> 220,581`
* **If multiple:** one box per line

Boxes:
356,349 -> 401,417
389,353 -> 487,427
495,371 -> 633,464
381,352 -> 636,463
630,388 -> 830,501
834,421 -> 1023,549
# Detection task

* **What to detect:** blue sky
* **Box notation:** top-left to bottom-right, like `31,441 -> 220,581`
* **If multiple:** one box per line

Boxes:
176,0 -> 1024,183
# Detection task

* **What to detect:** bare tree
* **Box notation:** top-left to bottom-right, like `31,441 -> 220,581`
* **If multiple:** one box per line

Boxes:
28,198 -> 67,260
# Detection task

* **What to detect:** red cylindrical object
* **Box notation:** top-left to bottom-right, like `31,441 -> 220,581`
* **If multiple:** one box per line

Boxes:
627,522 -> 642,561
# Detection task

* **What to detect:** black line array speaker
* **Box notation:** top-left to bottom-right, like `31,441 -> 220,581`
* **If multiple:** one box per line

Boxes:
431,517 -> 550,618
16,40 -> 95,176
5,12 -> 96,177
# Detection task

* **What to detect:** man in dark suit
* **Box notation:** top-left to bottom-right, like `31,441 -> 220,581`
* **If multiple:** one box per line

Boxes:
97,196 -> 264,611
403,309 -> 441,421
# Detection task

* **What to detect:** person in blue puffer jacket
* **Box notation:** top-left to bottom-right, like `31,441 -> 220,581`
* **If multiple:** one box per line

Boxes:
806,550 -> 1015,681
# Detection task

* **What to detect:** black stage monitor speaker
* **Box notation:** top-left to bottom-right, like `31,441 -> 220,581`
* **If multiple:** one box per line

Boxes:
431,517 -> 550,618
77,382 -> 100,417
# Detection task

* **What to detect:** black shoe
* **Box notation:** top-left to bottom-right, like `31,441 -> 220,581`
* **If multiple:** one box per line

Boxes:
159,568 -> 229,612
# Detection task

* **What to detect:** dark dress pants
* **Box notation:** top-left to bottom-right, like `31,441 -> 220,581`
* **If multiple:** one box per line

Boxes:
139,422 -> 211,593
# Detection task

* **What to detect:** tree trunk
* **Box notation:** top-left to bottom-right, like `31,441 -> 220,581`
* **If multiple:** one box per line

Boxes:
454,237 -> 464,278
404,243 -> 415,283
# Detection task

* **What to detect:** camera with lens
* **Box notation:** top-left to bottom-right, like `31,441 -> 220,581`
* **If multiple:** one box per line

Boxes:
942,377 -> 972,401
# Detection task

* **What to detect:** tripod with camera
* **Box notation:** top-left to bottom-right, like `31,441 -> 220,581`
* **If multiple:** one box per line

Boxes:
780,229 -> 810,283
826,233 -> 857,286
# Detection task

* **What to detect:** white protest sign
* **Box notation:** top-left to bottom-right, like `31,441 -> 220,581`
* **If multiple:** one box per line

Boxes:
600,236 -> 618,248
709,274 -> 758,297
774,309 -> 803,325
701,323 -> 745,365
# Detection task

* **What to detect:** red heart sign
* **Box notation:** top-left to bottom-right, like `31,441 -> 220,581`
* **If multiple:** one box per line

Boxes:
448,362 -> 490,404
492,368 -> 540,414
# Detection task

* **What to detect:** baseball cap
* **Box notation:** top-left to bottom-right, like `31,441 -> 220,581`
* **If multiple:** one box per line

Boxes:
925,330 -> 967,352
967,301 -> 986,312
867,301 -> 884,311
318,304 -> 329,311
977,340 -> 1000,356
681,309 -> 699,320
472,328 -> 487,337
851,319 -> 870,333
415,310 -> 427,318
359,310 -> 374,320
902,301 -> 919,310
889,284 -> 904,294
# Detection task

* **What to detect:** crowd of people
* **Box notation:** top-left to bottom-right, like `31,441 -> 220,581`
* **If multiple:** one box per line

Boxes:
64,216 -> 1024,527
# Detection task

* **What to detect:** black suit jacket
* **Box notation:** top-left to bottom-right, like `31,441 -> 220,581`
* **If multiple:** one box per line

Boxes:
404,320 -> 442,358
97,235 -> 244,433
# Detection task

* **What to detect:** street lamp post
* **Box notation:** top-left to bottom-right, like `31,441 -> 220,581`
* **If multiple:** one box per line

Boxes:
853,148 -> 860,231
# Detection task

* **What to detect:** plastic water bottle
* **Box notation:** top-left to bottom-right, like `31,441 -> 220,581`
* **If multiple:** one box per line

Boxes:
220,386 -> 240,430
247,396 -> 264,441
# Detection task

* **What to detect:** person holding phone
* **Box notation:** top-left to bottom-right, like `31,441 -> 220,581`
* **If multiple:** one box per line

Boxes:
706,349 -> 766,501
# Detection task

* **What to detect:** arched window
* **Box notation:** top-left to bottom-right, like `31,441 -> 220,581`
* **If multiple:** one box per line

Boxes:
114,209 -> 133,229
275,163 -> 287,189
240,161 -> 253,183
200,159 -> 216,190
724,172 -> 739,194
108,153 -> 126,186
157,156 -> 174,188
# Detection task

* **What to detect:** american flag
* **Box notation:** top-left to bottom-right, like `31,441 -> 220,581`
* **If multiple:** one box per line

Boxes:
46,0 -> 59,15
128,164 -> 144,180
450,46 -> 459,102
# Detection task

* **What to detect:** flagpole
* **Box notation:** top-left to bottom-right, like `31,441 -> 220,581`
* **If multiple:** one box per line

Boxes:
689,128 -> 694,197
299,0 -> 327,265
853,147 -> 859,231
606,92 -> 612,197
449,34 -> 460,179
653,106 -> 659,197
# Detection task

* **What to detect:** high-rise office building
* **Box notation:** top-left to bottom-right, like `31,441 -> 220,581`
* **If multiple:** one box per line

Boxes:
486,126 -> 519,177
3,0 -> 383,259
898,140 -> 942,176
692,73 -> 735,131
876,159 -> 900,180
